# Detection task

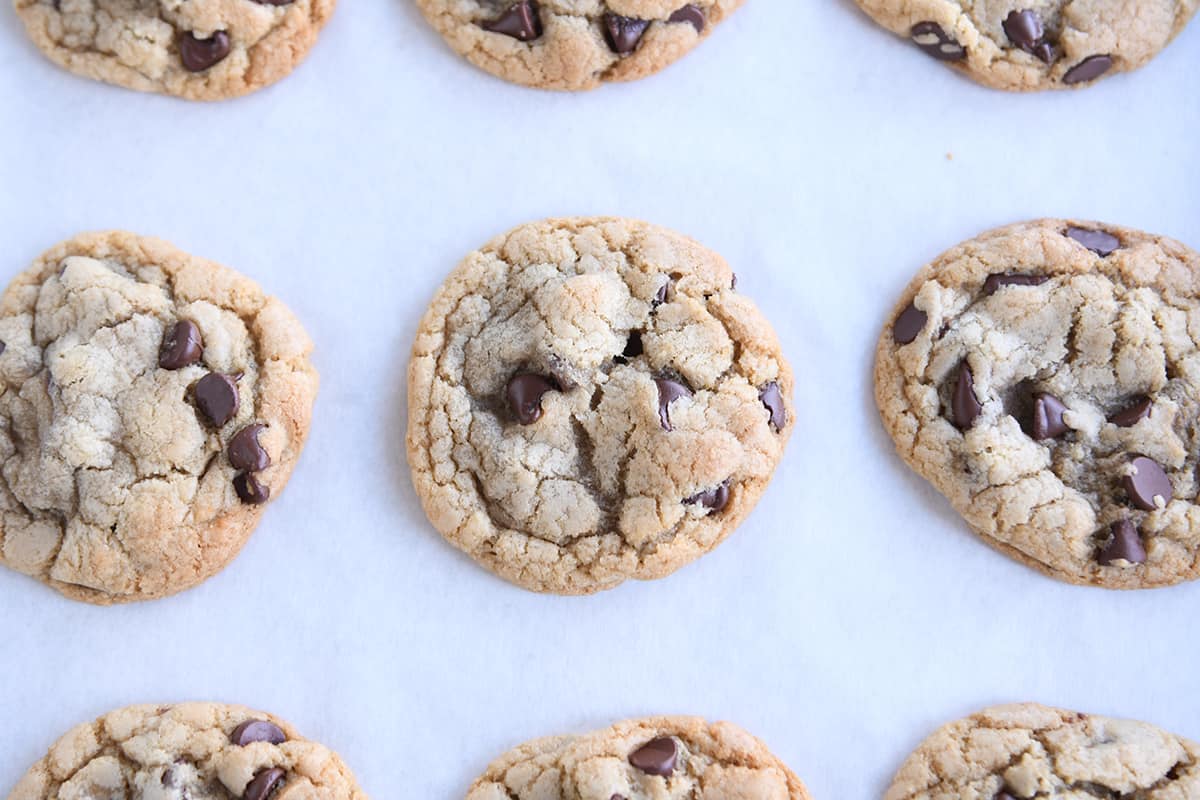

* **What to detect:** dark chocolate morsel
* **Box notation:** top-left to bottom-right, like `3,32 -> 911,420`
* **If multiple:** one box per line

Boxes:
1032,393 -> 1069,440
667,4 -> 705,32
1002,9 -> 1043,51
1098,519 -> 1147,566
629,737 -> 678,776
685,482 -> 730,514
982,273 -> 1048,295
759,382 -> 786,431
1066,226 -> 1121,256
893,302 -> 927,345
231,720 -> 286,746
506,373 -> 559,424
1063,54 -> 1113,84
604,13 -> 649,53
654,377 -> 692,431
621,331 -> 644,360
229,424 -> 271,472
910,21 -> 966,61
159,320 -> 203,369
653,282 -> 670,306
1109,396 -> 1151,427
482,0 -> 542,41
951,361 -> 982,430
195,373 -> 240,427
234,473 -> 271,505
179,31 -> 231,72
242,767 -> 286,800
1123,456 -> 1172,511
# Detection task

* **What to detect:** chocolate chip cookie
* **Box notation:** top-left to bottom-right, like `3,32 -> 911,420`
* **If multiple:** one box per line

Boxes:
467,717 -> 811,800
14,0 -> 336,100
853,1 -> 1197,91
414,0 -> 742,90
7,702 -> 367,800
407,217 -> 793,594
0,232 -> 318,603
886,703 -> 1200,799
875,219 -> 1200,589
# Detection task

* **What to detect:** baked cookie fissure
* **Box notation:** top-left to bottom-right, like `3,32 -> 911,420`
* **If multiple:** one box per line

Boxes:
407,217 -> 793,594
854,0 -> 1197,91
0,232 -> 318,603
467,717 -> 811,800
414,0 -> 743,90
7,702 -> 367,800
875,219 -> 1200,589
885,703 -> 1200,799
14,0 -> 336,100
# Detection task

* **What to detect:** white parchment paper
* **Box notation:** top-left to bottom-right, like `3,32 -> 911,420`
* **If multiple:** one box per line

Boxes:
1,2 -> 1198,798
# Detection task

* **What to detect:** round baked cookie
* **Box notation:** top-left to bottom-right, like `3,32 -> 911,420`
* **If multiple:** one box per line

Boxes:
414,0 -> 742,90
467,717 -> 810,800
407,217 -> 793,594
7,702 -> 367,800
14,0 -> 336,100
886,703 -> 1200,799
0,231 -> 318,604
853,0 -> 1197,91
875,219 -> 1200,590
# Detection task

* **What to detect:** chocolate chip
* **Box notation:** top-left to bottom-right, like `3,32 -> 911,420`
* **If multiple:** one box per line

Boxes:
1066,226 -> 1120,256
610,795 -> 627,800
229,424 -> 271,472
667,4 -> 705,32
231,720 -> 286,746
604,13 -> 649,53
622,331 -> 644,359
996,794 -> 1016,800
162,768 -> 179,787
1098,519 -> 1147,566
983,273 -> 1048,295
629,737 -> 677,776
1002,10 -> 1043,52
1123,456 -> 1172,511
654,377 -> 692,431
195,373 -> 240,427
1063,54 -> 1113,85
482,0 -> 541,41
653,282 -> 671,306
1032,42 -> 1055,64
179,31 -> 231,72
242,767 -> 285,800
910,21 -> 966,61
730,273 -> 738,290
234,473 -> 270,505
1032,393 -> 1069,440
506,373 -> 558,424
951,362 -> 982,430
1109,396 -> 1151,427
0,341 -> 7,355
759,382 -> 786,431
893,302 -> 927,345
159,320 -> 203,370
685,482 -> 730,513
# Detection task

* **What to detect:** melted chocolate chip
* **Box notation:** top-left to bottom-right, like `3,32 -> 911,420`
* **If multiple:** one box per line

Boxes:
910,21 -> 966,61
1123,456 -> 1172,511
629,737 -> 678,776
1066,226 -> 1120,256
506,373 -> 558,424
604,13 -> 649,53
759,382 -> 786,431
667,4 -> 705,32
229,424 -> 271,472
621,331 -> 644,360
893,302 -> 927,345
685,482 -> 730,514
482,0 -> 542,41
1002,10 -> 1044,52
983,273 -> 1048,295
1098,519 -> 1146,566
159,320 -> 203,370
1109,396 -> 1151,427
1063,54 -> 1113,85
951,362 -> 982,430
654,377 -> 692,431
242,767 -> 285,800
195,373 -> 240,427
234,473 -> 270,505
231,720 -> 286,746
1032,393 -> 1069,440
179,31 -> 231,72
653,281 -> 671,306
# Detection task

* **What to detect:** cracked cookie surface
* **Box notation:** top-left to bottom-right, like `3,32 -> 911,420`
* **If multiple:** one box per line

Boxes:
7,702 -> 367,800
466,716 -> 811,800
407,217 -> 793,594
853,0 -> 1197,91
885,703 -> 1200,799
14,0 -> 336,100
874,219 -> 1200,589
0,232 -> 318,604
413,0 -> 742,90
